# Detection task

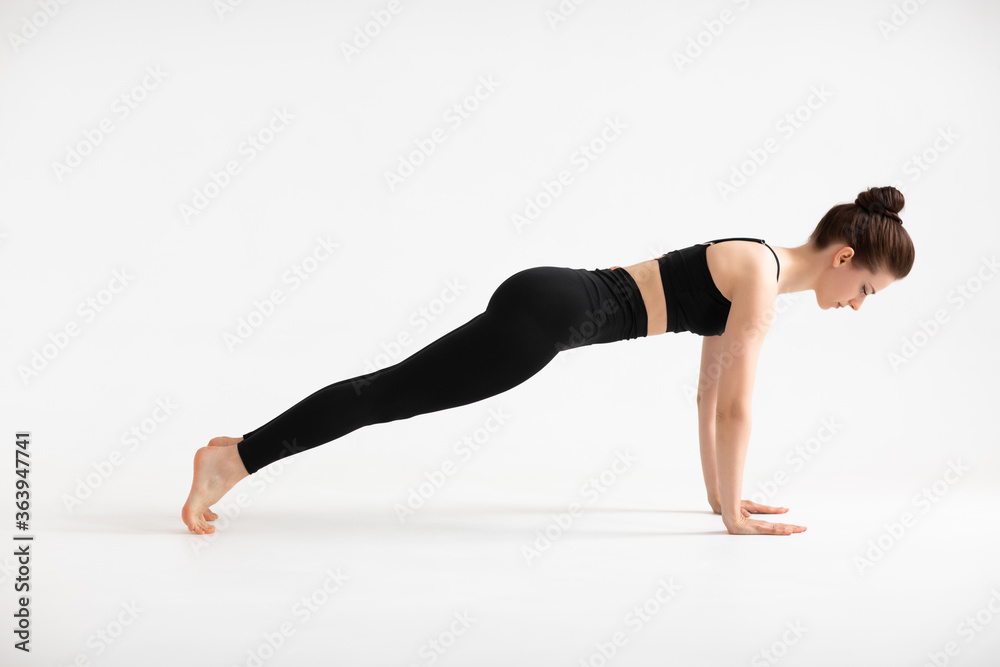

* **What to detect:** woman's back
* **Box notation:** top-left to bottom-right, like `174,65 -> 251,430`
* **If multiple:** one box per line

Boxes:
615,237 -> 781,337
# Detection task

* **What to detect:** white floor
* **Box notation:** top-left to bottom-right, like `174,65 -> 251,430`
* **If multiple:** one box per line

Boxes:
20,416 -> 1000,666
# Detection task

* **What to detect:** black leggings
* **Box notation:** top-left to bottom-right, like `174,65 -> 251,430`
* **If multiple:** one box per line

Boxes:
236,265 -> 648,474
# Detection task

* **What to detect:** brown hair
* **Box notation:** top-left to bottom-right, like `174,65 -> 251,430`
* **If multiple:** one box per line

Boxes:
808,186 -> 915,279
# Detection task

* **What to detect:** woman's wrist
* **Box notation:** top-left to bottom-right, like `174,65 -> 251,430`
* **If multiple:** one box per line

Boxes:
708,493 -> 722,513
721,508 -> 744,528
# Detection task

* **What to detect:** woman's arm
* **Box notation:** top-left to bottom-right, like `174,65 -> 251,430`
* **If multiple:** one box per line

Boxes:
713,254 -> 807,536
697,336 -> 723,513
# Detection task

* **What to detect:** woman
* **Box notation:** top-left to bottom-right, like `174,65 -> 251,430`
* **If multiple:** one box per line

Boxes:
182,186 -> 914,536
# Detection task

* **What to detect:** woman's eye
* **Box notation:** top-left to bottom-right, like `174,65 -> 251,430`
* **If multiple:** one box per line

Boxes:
862,286 -> 867,295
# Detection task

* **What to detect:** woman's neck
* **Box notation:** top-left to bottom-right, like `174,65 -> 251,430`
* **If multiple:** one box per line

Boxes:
771,243 -> 827,296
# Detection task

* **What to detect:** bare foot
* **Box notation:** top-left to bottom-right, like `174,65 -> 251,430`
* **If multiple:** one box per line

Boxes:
208,436 -> 242,447
182,438 -> 248,534
198,437 -> 242,521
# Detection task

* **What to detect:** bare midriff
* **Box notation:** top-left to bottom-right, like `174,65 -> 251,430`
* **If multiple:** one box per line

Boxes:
609,259 -> 666,337
610,243 -> 761,337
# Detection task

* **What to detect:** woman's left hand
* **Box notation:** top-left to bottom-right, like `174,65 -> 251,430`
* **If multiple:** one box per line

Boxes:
738,500 -> 788,517
711,499 -> 789,516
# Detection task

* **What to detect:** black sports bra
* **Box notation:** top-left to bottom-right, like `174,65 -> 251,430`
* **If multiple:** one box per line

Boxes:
656,237 -> 780,336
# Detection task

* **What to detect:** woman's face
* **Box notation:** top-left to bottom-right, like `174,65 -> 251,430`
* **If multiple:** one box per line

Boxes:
817,247 -> 894,311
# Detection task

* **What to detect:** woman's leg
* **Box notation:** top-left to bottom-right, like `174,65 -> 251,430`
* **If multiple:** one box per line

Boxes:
235,266 -> 598,473
182,266 -> 638,533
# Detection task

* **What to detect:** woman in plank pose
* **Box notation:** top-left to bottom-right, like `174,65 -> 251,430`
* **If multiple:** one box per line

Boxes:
182,185 -> 914,536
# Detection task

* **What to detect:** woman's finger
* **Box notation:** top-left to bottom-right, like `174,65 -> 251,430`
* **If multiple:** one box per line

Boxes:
729,517 -> 808,535
766,522 -> 807,534
744,501 -> 789,514
744,520 -> 793,535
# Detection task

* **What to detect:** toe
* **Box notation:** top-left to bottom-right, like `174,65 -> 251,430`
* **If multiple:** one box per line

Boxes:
203,509 -> 218,521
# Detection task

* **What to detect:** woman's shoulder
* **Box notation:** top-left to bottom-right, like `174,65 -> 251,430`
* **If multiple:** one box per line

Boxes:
705,239 -> 778,302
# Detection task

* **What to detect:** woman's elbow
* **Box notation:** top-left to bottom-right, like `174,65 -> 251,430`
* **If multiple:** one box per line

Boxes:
715,403 -> 752,422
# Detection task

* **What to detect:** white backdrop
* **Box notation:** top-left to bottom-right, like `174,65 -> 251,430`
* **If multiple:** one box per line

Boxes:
2,0 -> 998,665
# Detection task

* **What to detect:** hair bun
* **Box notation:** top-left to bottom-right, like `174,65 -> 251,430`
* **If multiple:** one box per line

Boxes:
855,186 -> 905,223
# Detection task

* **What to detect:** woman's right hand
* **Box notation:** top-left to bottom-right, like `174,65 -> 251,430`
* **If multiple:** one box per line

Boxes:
723,512 -> 807,535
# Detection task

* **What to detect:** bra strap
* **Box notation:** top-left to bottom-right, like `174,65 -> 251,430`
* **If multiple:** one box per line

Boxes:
702,237 -> 780,281
703,237 -> 766,245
